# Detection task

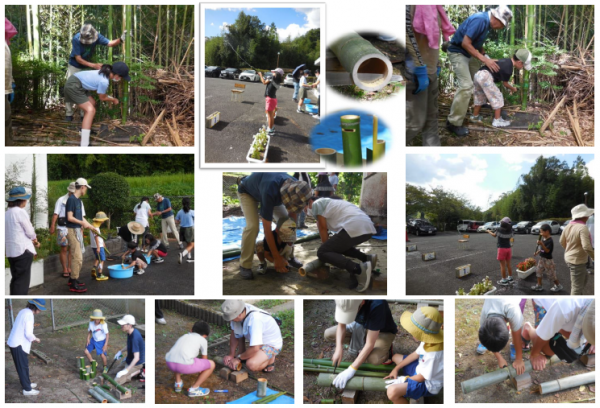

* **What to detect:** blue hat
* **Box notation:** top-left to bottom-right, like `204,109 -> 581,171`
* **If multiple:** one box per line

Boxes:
28,299 -> 47,311
6,186 -> 31,202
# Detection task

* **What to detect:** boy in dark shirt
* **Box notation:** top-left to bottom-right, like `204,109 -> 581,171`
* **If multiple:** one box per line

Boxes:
145,234 -> 168,264
533,224 -> 563,292
255,216 -> 296,274
470,49 -> 532,128
122,241 -> 149,276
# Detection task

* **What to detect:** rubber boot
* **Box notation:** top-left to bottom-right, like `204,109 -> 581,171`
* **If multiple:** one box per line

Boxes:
81,129 -> 91,147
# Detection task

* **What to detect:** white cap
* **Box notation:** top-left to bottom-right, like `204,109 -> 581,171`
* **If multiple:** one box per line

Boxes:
334,300 -> 362,324
491,5 -> 513,27
67,182 -> 76,193
117,314 -> 136,326
75,177 -> 91,189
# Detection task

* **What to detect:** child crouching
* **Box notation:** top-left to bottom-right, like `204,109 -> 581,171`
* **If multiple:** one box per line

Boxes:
255,216 -> 297,274
122,241 -> 148,276
385,307 -> 443,404
165,321 -> 215,397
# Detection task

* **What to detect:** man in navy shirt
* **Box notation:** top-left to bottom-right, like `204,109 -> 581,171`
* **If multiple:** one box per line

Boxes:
153,193 -> 181,250
66,177 -> 93,293
114,315 -> 145,385
65,24 -> 126,122
446,6 -> 512,137
237,173 -> 312,280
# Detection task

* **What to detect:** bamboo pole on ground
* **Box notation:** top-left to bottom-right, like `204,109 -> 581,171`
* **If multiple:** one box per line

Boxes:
141,109 -> 166,145
88,388 -> 108,403
303,359 -> 392,372
304,366 -> 389,378
101,373 -> 128,394
539,96 -> 566,134
539,372 -> 595,395
93,386 -> 121,403
316,374 -> 386,391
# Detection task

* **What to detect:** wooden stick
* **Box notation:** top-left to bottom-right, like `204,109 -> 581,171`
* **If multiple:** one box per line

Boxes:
540,96 -> 566,134
566,108 -> 583,146
572,102 -> 585,146
141,109 -> 166,146
165,118 -> 182,147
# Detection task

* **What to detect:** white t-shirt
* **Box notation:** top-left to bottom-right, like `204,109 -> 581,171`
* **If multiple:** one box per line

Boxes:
533,299 -> 556,313
311,198 -> 377,238
88,321 -> 109,342
165,333 -> 208,365
328,175 -> 339,189
415,342 -> 443,395
54,193 -> 86,231
479,299 -> 523,332
134,201 -> 152,228
230,305 -> 283,349
536,299 -> 590,341
300,75 -> 307,87
90,227 -> 105,249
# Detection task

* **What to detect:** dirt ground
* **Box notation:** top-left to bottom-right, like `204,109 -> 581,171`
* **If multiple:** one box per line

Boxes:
5,303 -> 145,403
303,300 -> 444,404
455,299 -> 595,403
223,215 -> 387,295
155,301 -> 295,404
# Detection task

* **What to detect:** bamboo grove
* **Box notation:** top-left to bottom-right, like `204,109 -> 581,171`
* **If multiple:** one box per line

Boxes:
441,5 -> 594,110
5,5 -> 195,124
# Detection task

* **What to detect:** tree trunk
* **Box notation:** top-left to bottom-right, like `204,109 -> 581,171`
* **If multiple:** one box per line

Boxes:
177,5 -> 188,65
186,10 -> 193,67
26,5 -> 33,58
108,5 -> 113,63
122,5 -> 132,124
152,5 -> 161,63
81,5 -> 84,26
571,5 -> 577,51
563,6 -> 569,50
522,4 -> 534,110
49,6 -> 53,60
556,6 -> 565,46
166,6 -> 170,68
31,5 -> 40,60
157,6 -> 162,65
173,6 -> 178,64
69,6 -> 73,61
509,4 -> 515,46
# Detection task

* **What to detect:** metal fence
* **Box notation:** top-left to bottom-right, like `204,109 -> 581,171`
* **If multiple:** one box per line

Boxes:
50,299 -> 129,331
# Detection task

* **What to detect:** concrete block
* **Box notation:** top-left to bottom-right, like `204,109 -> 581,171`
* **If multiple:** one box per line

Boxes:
510,372 -> 532,391
455,264 -> 471,278
421,252 -> 436,261
229,369 -> 248,383
341,389 -> 358,404
220,367 -> 232,380
406,244 -> 418,252
580,354 -> 595,367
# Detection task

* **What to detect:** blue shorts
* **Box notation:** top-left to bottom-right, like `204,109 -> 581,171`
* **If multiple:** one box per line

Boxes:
87,338 -> 107,356
401,355 -> 434,400
93,248 -> 106,262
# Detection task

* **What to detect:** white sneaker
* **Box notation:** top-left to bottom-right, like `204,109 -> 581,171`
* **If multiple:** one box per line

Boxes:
156,317 -> 167,325
30,383 -> 37,388
492,118 -> 511,127
179,242 -> 184,249
23,389 -> 40,396
186,259 -> 194,263
355,261 -> 372,292
178,253 -> 183,264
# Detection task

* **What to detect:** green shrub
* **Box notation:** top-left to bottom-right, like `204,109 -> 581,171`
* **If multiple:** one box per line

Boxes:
88,172 -> 131,229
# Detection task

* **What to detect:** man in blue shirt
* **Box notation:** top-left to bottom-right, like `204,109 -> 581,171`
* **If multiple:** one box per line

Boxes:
65,24 -> 126,122
446,6 -> 512,137
153,193 -> 181,250
114,315 -> 145,385
66,177 -> 93,293
237,173 -> 312,280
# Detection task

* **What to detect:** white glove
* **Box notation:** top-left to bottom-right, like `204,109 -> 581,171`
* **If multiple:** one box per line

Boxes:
114,351 -> 123,360
332,366 -> 356,389
385,376 -> 408,389
121,30 -> 127,42
116,369 -> 129,379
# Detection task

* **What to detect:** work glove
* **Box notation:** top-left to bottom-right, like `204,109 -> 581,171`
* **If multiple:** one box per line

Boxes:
8,82 -> 15,104
385,376 -> 408,388
116,369 -> 129,379
121,30 -> 128,42
437,66 -> 441,77
332,366 -> 356,389
412,65 -> 429,95
114,350 -> 123,360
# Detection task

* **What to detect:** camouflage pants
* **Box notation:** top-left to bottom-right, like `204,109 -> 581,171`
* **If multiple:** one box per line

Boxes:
473,70 -> 504,110
536,257 -> 557,282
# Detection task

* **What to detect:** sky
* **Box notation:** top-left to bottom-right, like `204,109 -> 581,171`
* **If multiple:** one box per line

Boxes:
406,154 -> 595,210
205,8 -> 319,41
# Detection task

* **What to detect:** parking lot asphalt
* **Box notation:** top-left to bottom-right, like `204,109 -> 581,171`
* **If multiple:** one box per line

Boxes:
204,77 -> 320,163
405,232 -> 594,296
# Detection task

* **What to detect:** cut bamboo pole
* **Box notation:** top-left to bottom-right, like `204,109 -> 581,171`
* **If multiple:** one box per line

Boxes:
88,388 -> 108,403
539,96 -> 566,134
299,259 -> 324,276
316,374 -> 386,391
341,115 -> 362,167
304,366 -> 389,378
303,359 -> 392,372
566,108 -> 583,146
539,372 -> 595,395
93,386 -> 121,404
141,109 -> 166,146
330,32 -> 392,91
101,373 -> 128,394
213,355 -> 242,371
257,378 -> 268,398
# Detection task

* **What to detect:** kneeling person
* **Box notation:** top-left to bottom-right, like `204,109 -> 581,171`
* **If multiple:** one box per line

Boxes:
114,315 -> 145,385
256,216 -> 297,274
122,241 -> 148,275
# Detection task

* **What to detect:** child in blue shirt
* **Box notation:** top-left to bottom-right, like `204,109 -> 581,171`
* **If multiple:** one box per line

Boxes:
175,197 -> 194,264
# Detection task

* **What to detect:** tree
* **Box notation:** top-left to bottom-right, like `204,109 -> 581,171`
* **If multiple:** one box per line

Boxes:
88,172 -> 131,229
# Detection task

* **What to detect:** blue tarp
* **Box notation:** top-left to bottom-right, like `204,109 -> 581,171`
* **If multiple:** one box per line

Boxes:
310,110 -> 392,159
373,228 -> 387,240
226,388 -> 294,404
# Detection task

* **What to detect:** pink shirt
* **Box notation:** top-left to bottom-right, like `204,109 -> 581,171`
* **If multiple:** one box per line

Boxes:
5,206 -> 37,258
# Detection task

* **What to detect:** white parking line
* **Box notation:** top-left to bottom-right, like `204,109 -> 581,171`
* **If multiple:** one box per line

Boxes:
406,251 -> 487,271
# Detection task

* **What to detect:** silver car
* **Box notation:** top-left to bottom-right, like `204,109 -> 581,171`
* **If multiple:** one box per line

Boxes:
239,70 -> 260,82
531,220 -> 561,235
283,73 -> 294,87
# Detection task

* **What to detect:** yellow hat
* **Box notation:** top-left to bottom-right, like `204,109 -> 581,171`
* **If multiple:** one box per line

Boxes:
400,306 -> 444,344
93,212 -> 109,222
90,309 -> 106,321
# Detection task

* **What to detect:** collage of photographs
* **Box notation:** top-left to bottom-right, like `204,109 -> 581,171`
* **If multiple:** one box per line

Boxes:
1,1 -> 596,406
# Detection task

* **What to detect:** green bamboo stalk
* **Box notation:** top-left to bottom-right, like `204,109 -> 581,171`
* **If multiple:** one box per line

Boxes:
108,6 -> 113,63
320,399 -> 335,404
316,374 -> 386,391
93,386 -> 121,404
252,391 -> 286,404
165,6 -> 170,67
88,388 -> 108,403
304,366 -> 389,378
341,115 -> 362,167
571,5 -> 577,51
101,384 -> 112,391
563,6 -> 569,50
102,373 -> 128,394
522,4 -> 534,110
177,6 -> 188,64
303,359 -> 392,372
122,5 -> 132,124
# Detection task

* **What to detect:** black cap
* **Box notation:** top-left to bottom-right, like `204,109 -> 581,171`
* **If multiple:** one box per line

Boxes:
127,241 -> 138,249
303,69 -> 310,74
112,61 -> 131,81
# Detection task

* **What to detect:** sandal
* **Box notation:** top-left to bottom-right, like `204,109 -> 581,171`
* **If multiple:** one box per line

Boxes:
263,364 -> 275,372
62,272 -> 70,278
382,345 -> 394,365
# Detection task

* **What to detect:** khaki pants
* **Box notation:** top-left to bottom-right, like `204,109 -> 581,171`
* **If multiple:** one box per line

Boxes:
114,361 -> 143,385
238,192 -> 288,269
447,52 -> 481,126
65,64 -> 83,117
161,215 -> 180,247
324,323 -> 395,365
5,94 -> 14,146
67,228 -> 83,279
406,72 -> 439,146
567,262 -> 588,295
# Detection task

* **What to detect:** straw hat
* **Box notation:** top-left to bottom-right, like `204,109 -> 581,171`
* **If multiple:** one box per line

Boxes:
400,307 -> 444,344
67,182 -> 76,193
90,309 -> 106,321
93,212 -> 109,222
571,204 -> 594,220
127,221 -> 146,235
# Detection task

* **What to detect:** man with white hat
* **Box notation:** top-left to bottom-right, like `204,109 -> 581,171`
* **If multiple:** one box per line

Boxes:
114,315 -> 145,385
50,182 -> 87,279
560,204 -> 595,295
66,178 -> 93,293
446,5 -> 512,137
325,300 -> 398,389
220,300 -> 283,373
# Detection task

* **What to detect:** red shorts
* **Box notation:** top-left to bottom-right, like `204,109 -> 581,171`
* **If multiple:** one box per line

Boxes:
157,250 -> 167,257
265,97 -> 277,112
497,248 -> 512,261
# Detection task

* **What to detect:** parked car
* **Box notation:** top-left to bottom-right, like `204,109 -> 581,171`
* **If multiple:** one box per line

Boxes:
283,73 -> 294,87
263,72 -> 273,80
457,220 -> 474,232
513,221 -> 535,234
408,219 -> 437,236
239,70 -> 260,82
466,221 -> 485,232
220,68 -> 241,79
560,220 -> 570,234
478,221 -> 499,232
205,66 -> 223,77
531,220 -> 561,235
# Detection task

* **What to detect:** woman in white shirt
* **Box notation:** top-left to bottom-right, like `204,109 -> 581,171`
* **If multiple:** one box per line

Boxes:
7,299 -> 46,396
5,187 -> 40,295
133,197 -> 152,250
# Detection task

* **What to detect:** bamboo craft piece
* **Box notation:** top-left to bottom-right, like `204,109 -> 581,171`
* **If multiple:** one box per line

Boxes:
330,32 -> 393,91
257,378 -> 268,398
316,374 -> 387,391
252,391 -> 286,404
299,259 -> 324,276
304,366 -> 388,378
303,359 -> 392,372
213,355 -> 242,371
88,388 -> 108,403
341,115 -> 363,167
101,373 -> 129,394
371,115 -> 385,161
93,386 -> 121,404
539,372 -> 595,395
